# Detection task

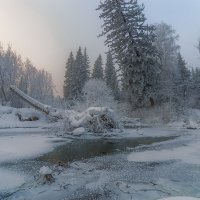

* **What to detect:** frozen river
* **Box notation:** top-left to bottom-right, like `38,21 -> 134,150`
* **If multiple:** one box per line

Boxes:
1,128 -> 200,200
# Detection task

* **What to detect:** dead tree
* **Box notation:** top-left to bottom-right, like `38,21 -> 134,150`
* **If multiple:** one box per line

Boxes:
10,85 -> 63,120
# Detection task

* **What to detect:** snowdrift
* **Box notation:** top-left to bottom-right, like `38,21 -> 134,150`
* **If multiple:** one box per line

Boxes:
0,106 -> 47,128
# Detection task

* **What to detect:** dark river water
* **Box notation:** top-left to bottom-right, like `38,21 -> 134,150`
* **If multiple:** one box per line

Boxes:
38,136 -> 175,164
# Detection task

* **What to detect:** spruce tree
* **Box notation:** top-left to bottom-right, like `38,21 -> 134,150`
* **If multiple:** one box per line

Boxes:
105,52 -> 119,99
92,55 -> 104,79
82,47 -> 90,82
74,47 -> 84,98
64,52 -> 75,99
174,53 -> 190,112
97,0 -> 158,108
64,47 -> 91,100
190,68 -> 200,108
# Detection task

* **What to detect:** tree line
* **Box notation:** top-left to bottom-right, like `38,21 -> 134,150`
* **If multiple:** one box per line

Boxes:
64,0 -> 200,115
63,47 -> 119,101
0,44 -> 55,107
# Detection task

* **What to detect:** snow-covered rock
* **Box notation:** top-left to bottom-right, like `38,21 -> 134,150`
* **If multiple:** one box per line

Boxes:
72,127 -> 86,136
39,166 -> 55,184
39,166 -> 52,175
183,120 -> 199,130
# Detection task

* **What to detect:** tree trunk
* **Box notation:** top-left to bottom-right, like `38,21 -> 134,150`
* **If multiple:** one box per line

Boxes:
10,85 -> 62,120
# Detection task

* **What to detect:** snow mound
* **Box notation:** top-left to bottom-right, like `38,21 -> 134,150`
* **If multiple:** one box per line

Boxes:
39,166 -> 52,175
72,127 -> 86,136
63,107 -> 120,133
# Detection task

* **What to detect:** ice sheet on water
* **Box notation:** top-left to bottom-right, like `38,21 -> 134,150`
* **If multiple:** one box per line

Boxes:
157,197 -> 199,200
127,133 -> 200,165
0,134 -> 63,163
0,169 -> 25,191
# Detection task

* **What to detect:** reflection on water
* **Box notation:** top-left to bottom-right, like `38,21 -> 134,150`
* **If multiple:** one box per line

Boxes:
39,137 -> 175,164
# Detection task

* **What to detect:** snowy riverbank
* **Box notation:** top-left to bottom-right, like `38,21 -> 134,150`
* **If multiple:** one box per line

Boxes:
1,128 -> 200,200
1,106 -> 200,199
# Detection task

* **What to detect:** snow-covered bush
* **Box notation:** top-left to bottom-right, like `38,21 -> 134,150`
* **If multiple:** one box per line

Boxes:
73,79 -> 117,112
62,107 -> 120,133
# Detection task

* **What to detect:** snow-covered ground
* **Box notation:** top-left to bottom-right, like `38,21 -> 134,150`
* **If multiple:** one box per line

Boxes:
0,106 -> 49,129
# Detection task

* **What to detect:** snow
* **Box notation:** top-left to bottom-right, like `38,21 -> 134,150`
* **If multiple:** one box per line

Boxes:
127,131 -> 200,164
168,109 -> 200,129
3,127 -> 200,200
0,131 -> 68,193
0,106 -> 48,129
10,85 -> 57,114
62,107 -> 120,133
39,166 -> 52,175
121,117 -> 150,128
0,169 -> 25,191
85,171 -> 109,191
72,127 -> 86,135
158,197 -> 199,200
0,134 -> 65,163
2,103 -> 200,199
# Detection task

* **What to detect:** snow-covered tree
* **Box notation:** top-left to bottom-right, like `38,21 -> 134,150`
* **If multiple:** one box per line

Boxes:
105,52 -> 119,99
64,52 -> 75,99
20,59 -> 55,105
190,68 -> 200,108
155,22 -> 180,104
174,53 -> 190,112
0,44 -> 55,107
0,45 -> 21,105
92,54 -> 104,79
64,47 -> 91,100
97,0 -> 158,108
82,48 -> 90,82
81,79 -> 117,110
73,47 -> 85,98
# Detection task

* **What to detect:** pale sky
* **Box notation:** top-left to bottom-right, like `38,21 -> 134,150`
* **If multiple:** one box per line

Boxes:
0,0 -> 199,96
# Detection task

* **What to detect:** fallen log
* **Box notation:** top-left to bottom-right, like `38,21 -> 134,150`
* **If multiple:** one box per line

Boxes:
10,85 -> 63,120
